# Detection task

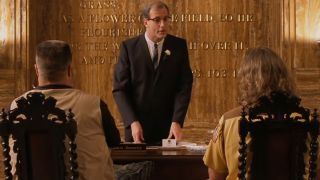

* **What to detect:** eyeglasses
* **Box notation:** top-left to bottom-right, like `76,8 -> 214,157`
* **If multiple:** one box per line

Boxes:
147,16 -> 171,24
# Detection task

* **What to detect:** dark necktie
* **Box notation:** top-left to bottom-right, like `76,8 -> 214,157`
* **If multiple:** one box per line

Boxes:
153,43 -> 158,69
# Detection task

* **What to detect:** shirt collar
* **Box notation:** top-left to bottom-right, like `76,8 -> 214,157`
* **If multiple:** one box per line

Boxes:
144,33 -> 165,56
34,84 -> 73,90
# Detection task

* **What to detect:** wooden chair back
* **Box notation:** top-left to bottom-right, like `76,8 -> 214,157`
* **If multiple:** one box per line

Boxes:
0,92 -> 78,180
238,91 -> 319,180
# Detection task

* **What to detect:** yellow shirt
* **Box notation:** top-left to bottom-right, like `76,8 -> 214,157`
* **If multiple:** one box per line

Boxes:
203,107 -> 245,180
203,107 -> 320,180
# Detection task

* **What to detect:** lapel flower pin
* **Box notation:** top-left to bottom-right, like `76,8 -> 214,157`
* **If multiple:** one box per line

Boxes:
163,49 -> 171,60
164,49 -> 171,56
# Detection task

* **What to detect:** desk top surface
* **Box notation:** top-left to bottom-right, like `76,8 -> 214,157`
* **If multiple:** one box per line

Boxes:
111,147 -> 208,180
111,147 -> 205,161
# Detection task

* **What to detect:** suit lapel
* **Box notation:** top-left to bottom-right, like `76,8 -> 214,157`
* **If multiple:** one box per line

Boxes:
140,35 -> 154,70
159,35 -> 171,68
153,35 -> 171,85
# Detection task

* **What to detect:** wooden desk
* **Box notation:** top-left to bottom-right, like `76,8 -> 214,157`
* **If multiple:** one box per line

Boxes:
111,147 -> 208,180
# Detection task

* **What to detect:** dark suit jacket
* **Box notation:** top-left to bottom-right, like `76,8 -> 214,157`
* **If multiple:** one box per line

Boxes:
113,34 -> 193,144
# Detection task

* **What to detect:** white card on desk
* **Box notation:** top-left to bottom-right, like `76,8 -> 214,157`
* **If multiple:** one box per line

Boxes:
162,139 -> 177,147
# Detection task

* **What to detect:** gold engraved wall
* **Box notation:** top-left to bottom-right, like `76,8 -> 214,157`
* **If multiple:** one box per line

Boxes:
1,0 -> 320,144
28,0 -> 284,142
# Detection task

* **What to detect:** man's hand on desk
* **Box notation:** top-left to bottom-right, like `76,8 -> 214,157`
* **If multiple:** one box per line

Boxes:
131,121 -> 144,143
168,122 -> 183,140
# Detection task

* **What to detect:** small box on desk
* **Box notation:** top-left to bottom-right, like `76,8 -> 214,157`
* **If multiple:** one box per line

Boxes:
162,139 -> 176,147
112,142 -> 147,150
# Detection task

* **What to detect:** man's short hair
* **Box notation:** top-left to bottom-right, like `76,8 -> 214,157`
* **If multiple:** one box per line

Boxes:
142,1 -> 170,19
36,40 -> 72,82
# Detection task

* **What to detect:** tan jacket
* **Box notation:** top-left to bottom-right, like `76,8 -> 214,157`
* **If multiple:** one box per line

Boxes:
11,88 -> 116,180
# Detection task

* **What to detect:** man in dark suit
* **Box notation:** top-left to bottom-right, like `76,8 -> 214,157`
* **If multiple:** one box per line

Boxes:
113,1 -> 193,145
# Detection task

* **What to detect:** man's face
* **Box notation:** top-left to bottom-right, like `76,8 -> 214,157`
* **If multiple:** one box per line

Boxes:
144,7 -> 171,42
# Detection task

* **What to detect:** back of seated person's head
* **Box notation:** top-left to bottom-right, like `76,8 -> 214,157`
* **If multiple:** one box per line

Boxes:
237,47 -> 296,105
36,40 -> 72,82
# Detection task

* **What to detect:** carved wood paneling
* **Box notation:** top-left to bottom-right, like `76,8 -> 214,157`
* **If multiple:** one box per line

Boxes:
292,0 -> 320,112
0,0 -> 29,108
0,69 -> 15,109
295,68 -> 320,109
294,0 -> 320,68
